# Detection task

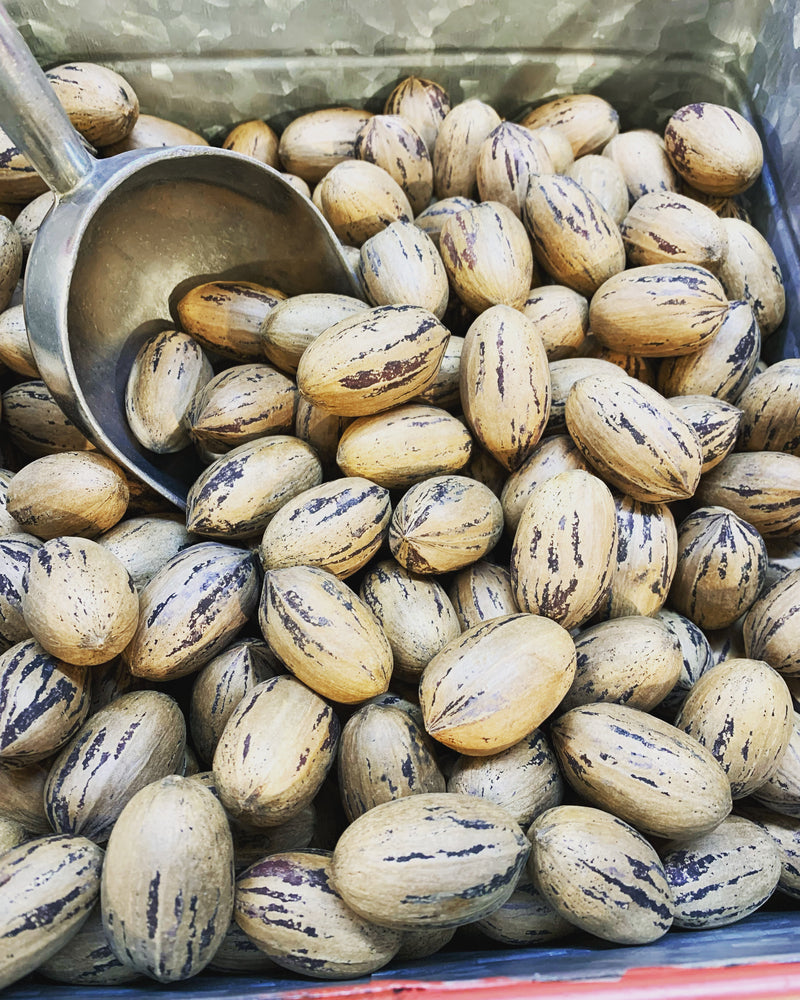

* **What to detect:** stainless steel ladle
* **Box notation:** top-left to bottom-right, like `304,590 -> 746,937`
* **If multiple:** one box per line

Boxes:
0,5 -> 359,508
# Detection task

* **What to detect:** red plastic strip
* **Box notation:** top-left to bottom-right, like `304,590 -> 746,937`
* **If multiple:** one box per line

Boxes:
271,962 -> 800,1000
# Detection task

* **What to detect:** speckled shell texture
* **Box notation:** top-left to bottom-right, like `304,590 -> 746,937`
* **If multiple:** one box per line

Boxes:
0,834 -> 104,991
529,805 -> 673,945
419,613 -> 576,755
260,565 -> 392,703
331,792 -> 529,929
235,850 -> 401,979
674,657 -> 793,798
101,775 -> 234,983
662,815 -> 781,929
551,702 -> 732,838
44,689 -> 185,842
511,469 -> 617,629
122,542 -> 259,682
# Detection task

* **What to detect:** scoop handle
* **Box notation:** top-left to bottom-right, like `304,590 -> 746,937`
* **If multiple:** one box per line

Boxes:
0,3 -> 94,195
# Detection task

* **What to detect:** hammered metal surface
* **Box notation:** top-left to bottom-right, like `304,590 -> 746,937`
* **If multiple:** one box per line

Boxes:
4,0 -> 799,358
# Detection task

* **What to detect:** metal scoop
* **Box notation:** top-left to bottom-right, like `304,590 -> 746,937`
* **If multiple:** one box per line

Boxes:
0,6 -> 358,509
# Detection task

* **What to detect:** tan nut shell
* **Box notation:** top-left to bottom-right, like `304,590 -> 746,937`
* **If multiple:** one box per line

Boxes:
260,477 -> 390,579
668,394 -> 742,473
551,702 -> 732,838
6,452 -> 128,539
2,380 -> 93,458
737,359 -> 800,454
278,107 -> 372,183
521,285 -> 589,362
460,305 -> 550,471
359,221 -> 448,318
0,218 -> 21,314
384,75 -> 450,154
336,404 -> 471,490
529,805 -> 673,945
675,658 -> 793,798
598,494 -> 678,619
588,263 -> 728,357
433,100 -> 502,200
439,201 -> 533,313
223,119 -> 279,167
331,793 -> 529,928
414,196 -> 476,249
297,304 -> 449,416
22,537 -> 138,667
529,125 -> 574,172
716,219 -> 784,337
752,713 -> 800,817
122,542 -> 259,682
500,435 -> 588,534
0,533 -> 40,650
213,674 -> 339,826
44,689 -> 186,842
566,154 -> 629,224
0,639 -> 90,763
124,330 -> 212,453
186,435 -> 322,539
186,364 -> 297,451
511,469 -> 617,630
261,293 -> 368,376
564,616 -> 683,712
518,94 -> 619,157
101,775 -> 233,982
657,299 -> 760,402
46,62 -> 138,146
99,113 -> 208,154
0,760 -> 50,832
96,516 -> 195,591
474,877 -> 572,947
355,115 -> 433,215
620,191 -> 728,269
390,474 -> 503,575
447,560 -> 519,632
260,565 -> 392,703
189,640 -> 279,766
235,850 -> 401,979
695,452 -> 800,538
0,835 -> 103,991
359,559 -> 460,681
664,102 -> 763,196
547,357 -> 627,435
565,374 -> 703,502
413,335 -> 463,410
420,613 -> 576,755
38,904 -> 138,986
743,568 -> 800,677
662,815 -> 781,929
338,704 -> 445,822
177,280 -> 286,362
294,398 -> 352,471
447,728 -> 563,829
523,174 -> 626,297
476,122 -> 554,217
318,160 -> 413,246
0,304 -> 37,377
603,129 -> 679,200
0,127 -> 48,202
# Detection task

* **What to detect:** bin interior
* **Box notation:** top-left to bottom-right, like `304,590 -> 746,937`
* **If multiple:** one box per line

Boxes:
4,0 -> 800,995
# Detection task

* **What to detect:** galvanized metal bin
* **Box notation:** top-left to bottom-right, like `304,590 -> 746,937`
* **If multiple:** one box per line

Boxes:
3,0 -> 800,994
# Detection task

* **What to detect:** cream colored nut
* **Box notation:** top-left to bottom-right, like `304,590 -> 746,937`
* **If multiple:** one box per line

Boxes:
22,536 -> 139,667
